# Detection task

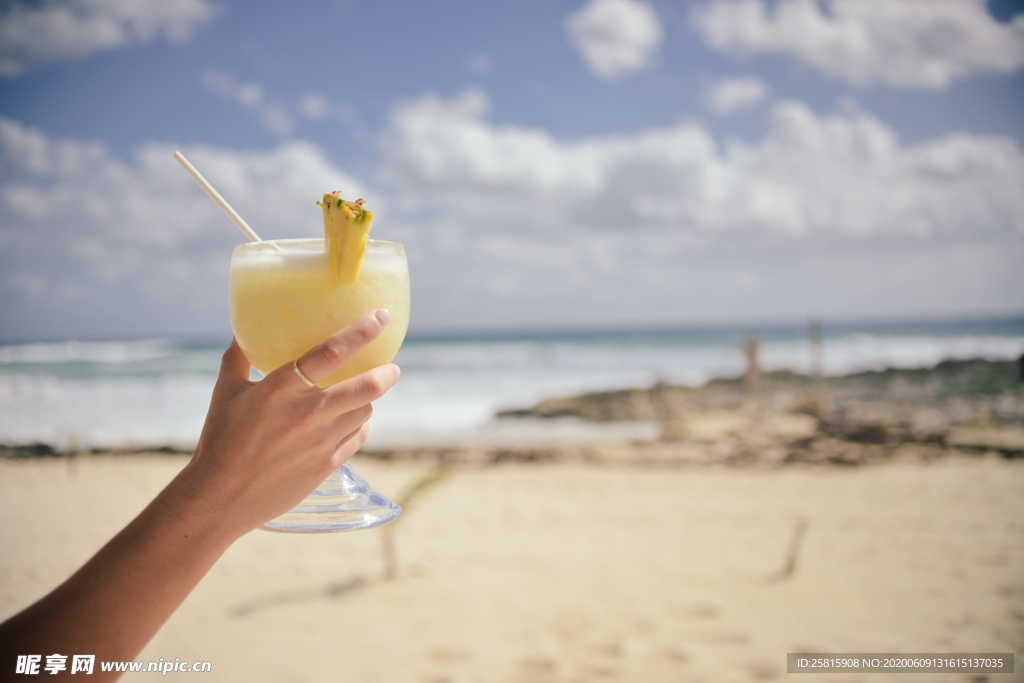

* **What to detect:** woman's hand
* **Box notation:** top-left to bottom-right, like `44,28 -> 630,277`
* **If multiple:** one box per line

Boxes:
175,308 -> 400,538
0,310 -> 401,678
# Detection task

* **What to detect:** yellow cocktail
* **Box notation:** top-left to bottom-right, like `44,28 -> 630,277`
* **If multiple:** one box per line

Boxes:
230,238 -> 410,384
228,237 -> 410,533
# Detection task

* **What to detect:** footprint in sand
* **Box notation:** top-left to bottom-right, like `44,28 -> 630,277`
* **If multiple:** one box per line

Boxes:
743,657 -> 782,680
425,647 -> 472,668
658,646 -> 689,663
673,602 -> 721,620
579,663 -> 619,679
694,630 -> 751,646
517,656 -> 557,676
633,618 -> 657,634
689,603 -> 721,619
589,641 -> 623,659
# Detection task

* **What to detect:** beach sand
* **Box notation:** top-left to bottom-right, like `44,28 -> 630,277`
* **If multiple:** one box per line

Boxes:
1,454 -> 1022,682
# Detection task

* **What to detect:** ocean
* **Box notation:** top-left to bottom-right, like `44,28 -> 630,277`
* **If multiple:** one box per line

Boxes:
1,317 -> 1022,450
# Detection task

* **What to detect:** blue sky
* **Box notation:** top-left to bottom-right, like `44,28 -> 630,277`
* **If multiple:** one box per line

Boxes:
1,0 -> 1023,340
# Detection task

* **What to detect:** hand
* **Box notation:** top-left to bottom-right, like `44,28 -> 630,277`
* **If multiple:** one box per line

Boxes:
173,309 -> 400,538
0,312 -> 402,673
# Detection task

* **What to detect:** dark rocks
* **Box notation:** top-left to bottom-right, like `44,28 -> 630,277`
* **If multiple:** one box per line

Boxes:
0,442 -> 59,458
492,357 -> 1024,465
946,427 -> 1024,456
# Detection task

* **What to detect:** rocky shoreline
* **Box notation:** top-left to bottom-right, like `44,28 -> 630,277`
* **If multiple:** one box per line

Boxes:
493,357 -> 1024,465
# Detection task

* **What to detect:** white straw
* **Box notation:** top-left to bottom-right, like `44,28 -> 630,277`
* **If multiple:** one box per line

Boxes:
173,150 -> 280,249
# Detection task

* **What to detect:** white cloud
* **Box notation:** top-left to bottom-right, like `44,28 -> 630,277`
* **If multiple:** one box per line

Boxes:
566,0 -> 662,80
0,0 -> 215,77
201,71 -> 263,107
299,92 -> 330,119
383,89 -> 1024,239
693,0 -> 1024,90
707,77 -> 768,115
2,90 -> 1023,336
259,104 -> 292,136
0,117 -> 363,337
201,71 -> 293,136
376,90 -> 1024,325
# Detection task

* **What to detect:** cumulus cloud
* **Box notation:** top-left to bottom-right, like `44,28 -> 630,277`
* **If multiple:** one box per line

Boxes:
692,0 -> 1024,90
299,92 -> 330,119
707,77 -> 768,115
0,117 -> 363,337
2,90 -> 1023,336
201,71 -> 293,136
383,89 -> 1024,239
0,0 -> 215,77
566,0 -> 662,79
377,90 -> 1024,325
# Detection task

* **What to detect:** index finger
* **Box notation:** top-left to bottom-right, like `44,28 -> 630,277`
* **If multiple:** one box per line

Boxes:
286,309 -> 391,388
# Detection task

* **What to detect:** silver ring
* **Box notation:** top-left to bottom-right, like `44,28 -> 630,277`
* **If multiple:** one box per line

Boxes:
292,360 -> 318,389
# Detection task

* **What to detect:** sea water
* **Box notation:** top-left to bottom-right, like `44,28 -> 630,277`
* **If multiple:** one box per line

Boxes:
1,317 -> 1022,450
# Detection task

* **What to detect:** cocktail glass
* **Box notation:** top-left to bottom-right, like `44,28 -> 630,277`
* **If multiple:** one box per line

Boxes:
229,238 -> 410,532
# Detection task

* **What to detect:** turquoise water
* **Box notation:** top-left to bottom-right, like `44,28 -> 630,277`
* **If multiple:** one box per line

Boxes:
1,316 -> 1022,449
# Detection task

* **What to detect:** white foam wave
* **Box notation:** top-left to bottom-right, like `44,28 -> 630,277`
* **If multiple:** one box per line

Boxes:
0,332 -> 1021,449
0,374 -> 211,448
0,339 -> 175,365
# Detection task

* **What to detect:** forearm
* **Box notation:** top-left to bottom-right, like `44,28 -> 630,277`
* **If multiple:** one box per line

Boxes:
0,463 -> 238,680
1,318 -> 394,680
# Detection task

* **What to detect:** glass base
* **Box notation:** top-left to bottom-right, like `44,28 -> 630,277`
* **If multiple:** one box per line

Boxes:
262,464 -> 402,533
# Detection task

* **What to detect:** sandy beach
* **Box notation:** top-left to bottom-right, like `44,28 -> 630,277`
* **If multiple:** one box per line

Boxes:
2,452 -> 1021,682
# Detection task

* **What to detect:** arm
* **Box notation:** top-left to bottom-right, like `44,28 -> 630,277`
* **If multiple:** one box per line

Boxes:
0,310 -> 399,681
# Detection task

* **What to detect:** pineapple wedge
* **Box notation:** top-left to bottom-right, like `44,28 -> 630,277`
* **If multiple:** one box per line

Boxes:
316,191 -> 374,284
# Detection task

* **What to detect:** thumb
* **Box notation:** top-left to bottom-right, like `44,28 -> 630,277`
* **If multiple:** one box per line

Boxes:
214,339 -> 250,397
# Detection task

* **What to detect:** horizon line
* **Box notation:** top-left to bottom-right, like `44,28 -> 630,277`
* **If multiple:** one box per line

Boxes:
1,310 -> 1023,346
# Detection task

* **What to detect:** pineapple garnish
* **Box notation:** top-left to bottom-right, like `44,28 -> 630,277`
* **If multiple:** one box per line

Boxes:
315,191 -> 374,284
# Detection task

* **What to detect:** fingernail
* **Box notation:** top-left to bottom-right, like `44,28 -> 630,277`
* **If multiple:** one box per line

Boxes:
375,308 -> 391,326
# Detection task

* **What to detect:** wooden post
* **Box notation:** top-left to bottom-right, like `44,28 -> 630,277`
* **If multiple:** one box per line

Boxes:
809,320 -> 824,381
380,463 -> 453,581
743,333 -> 761,391
806,319 -> 827,418
651,380 -> 687,442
